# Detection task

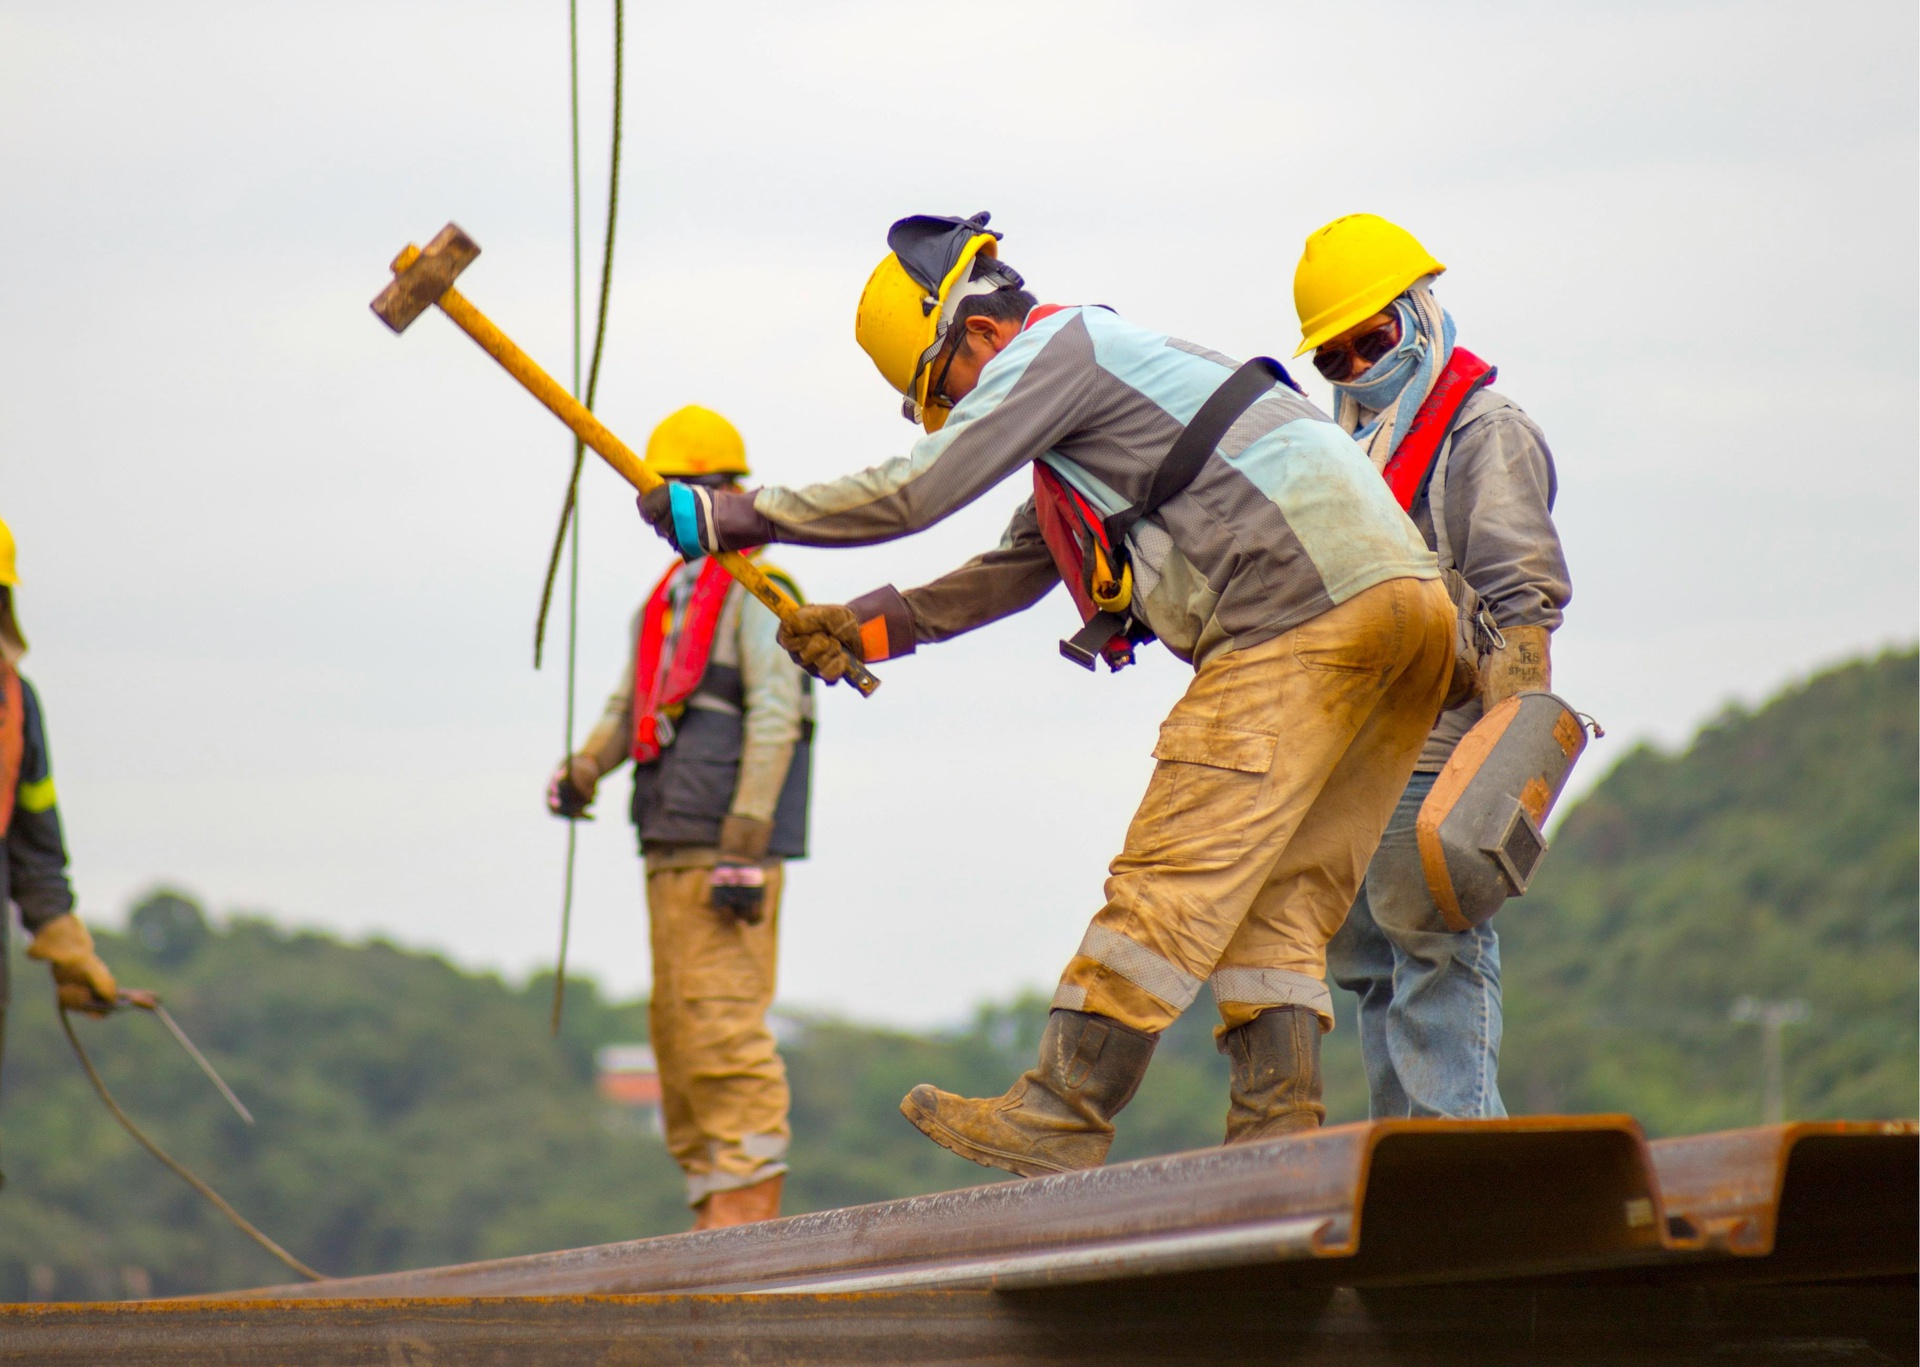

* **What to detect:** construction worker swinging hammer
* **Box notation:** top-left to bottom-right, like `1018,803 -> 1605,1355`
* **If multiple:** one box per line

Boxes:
1300,215 -> 1572,1120
0,518 -> 121,1175
636,213 -> 1457,1177
549,408 -> 813,1228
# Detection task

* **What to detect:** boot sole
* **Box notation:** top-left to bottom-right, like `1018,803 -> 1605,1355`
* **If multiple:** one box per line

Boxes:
898,1093 -> 1076,1181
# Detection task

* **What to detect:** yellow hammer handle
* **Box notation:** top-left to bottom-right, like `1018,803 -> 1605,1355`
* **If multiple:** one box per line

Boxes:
391,246 -> 880,697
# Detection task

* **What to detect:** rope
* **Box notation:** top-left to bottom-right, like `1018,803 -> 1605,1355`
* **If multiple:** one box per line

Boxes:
544,0 -> 625,1033
534,0 -> 624,669
59,1008 -> 325,1283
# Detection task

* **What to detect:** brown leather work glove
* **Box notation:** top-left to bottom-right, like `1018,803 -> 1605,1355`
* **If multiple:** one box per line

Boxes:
27,913 -> 118,1014
547,754 -> 602,820
1480,625 -> 1551,711
775,604 -> 864,685
711,815 -> 774,926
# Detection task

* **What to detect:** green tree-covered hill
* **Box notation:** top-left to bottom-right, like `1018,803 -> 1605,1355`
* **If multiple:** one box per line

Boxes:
0,651 -> 1911,1298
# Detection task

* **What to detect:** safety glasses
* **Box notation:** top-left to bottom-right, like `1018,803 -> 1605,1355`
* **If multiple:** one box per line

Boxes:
1312,314 -> 1403,383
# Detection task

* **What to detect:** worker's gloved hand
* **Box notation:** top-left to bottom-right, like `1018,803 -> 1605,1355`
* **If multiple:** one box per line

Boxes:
547,754 -> 601,820
1479,624 -> 1551,711
27,913 -> 118,1015
637,484 -> 753,562
710,815 -> 773,926
775,604 -> 864,685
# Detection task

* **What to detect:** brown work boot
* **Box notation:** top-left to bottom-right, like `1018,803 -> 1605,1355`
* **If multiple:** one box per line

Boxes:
900,1009 -> 1157,1178
1221,1005 -> 1326,1143
691,1173 -> 784,1231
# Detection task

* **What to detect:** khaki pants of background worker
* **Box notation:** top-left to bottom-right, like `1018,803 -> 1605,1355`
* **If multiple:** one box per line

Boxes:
645,861 -> 790,1208
1052,576 -> 1455,1037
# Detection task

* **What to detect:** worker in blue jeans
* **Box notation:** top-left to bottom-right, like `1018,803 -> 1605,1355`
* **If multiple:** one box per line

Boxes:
1296,216 -> 1571,1119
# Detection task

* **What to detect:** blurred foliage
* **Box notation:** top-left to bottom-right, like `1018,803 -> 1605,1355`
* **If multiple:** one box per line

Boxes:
0,651 -> 1910,1298
1498,648 -> 1917,1131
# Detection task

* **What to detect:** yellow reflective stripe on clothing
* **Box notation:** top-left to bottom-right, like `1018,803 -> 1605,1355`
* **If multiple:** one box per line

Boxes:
1076,924 -> 1204,1010
17,774 -> 55,813
1208,966 -> 1333,1018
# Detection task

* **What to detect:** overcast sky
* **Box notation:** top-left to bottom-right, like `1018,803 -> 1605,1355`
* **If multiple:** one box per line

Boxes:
3,0 -> 1913,1028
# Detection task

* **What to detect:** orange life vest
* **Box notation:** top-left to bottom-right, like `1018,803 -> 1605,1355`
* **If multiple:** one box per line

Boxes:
0,663 -> 22,835
630,556 -> 739,763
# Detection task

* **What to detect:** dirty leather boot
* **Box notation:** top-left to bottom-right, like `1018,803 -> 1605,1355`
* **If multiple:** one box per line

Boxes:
1221,1004 -> 1326,1143
692,1173 -> 784,1231
900,1009 -> 1157,1178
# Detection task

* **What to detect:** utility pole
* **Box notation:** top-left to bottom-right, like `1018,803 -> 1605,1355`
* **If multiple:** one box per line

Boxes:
1730,997 -> 1809,1125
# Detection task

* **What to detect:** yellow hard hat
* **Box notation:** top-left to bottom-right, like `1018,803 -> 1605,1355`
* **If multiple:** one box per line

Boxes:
0,518 -> 23,658
855,212 -> 1020,433
1292,214 -> 1446,357
644,405 -> 749,478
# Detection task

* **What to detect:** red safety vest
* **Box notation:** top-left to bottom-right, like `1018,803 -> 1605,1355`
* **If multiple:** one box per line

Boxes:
630,557 -> 739,763
1378,346 -> 1497,513
0,662 -> 22,835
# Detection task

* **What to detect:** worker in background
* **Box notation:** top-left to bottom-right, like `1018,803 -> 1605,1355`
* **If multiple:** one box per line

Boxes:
637,212 -> 1455,1178
1298,215 -> 1571,1119
0,517 -> 120,1175
546,408 -> 813,1229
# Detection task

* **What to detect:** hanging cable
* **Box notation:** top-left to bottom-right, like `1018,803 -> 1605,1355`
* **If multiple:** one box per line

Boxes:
535,0 -> 624,670
60,1008 -> 325,1283
543,0 -> 625,1033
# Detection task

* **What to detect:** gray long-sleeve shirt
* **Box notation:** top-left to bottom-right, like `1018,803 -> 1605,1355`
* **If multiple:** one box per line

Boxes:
1411,388 -> 1571,770
728,306 -> 1438,668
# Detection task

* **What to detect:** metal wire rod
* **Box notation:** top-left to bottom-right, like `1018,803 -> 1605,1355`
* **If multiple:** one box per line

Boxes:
59,1008 -> 324,1282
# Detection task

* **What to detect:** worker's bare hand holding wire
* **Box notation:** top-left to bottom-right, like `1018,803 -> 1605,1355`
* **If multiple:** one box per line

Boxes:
776,605 -> 865,684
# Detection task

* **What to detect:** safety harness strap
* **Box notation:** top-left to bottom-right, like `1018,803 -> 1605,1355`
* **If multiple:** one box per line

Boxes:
1102,356 -> 1296,551
1053,356 -> 1298,671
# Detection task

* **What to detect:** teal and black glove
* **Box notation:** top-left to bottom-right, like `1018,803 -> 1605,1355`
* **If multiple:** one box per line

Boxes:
640,484 -> 722,560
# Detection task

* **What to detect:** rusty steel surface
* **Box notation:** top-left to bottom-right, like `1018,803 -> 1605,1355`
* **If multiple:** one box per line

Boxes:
4,1281 -> 1914,1366
8,1120 -> 1913,1364
223,1116 -> 1674,1300
1648,1121 -> 1918,1284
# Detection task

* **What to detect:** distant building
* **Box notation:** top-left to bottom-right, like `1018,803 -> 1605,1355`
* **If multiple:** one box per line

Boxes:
595,1044 -> 663,1134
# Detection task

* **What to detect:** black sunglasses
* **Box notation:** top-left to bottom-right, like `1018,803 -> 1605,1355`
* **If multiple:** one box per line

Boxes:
1312,315 -> 1402,383
924,326 -> 974,412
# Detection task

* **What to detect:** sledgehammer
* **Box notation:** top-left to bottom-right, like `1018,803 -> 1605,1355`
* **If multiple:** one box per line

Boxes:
370,223 -> 881,696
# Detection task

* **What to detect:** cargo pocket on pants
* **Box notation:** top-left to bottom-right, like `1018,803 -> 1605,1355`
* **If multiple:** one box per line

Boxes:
1129,724 -> 1279,865
1151,723 -> 1277,774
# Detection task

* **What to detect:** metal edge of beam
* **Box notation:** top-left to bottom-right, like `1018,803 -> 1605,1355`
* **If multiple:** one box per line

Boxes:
739,1215 -> 1334,1294
221,1115 -> 1658,1301
1650,1121 -> 1919,1256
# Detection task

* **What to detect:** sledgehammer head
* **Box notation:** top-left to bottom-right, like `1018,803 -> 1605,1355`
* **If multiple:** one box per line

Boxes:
370,223 -> 481,333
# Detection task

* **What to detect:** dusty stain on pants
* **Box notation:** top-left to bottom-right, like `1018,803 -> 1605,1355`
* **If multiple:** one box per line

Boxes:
645,862 -> 790,1206
1052,577 -> 1456,1036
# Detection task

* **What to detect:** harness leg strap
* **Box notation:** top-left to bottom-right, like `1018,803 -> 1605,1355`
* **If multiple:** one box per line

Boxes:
1061,612 -> 1129,670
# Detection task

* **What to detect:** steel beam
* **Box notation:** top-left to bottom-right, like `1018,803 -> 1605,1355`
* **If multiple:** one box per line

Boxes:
231,1116 -> 1675,1299
7,1280 -> 1914,1366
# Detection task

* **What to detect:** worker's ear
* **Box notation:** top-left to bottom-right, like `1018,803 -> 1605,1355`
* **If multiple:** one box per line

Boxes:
964,313 -> 1018,355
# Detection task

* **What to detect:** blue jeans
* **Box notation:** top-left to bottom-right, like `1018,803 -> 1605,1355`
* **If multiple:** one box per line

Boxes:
1327,770 -> 1507,1119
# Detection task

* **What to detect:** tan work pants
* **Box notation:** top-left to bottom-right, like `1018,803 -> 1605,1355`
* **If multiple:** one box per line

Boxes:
645,861 -> 790,1207
1053,576 -> 1455,1036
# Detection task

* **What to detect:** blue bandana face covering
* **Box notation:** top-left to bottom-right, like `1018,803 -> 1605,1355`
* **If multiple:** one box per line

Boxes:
1331,279 -> 1456,466
1336,299 -> 1427,413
